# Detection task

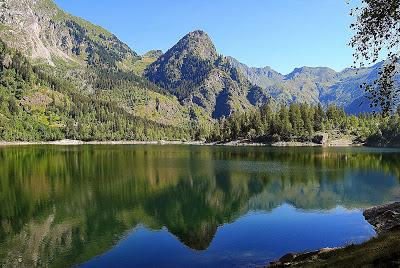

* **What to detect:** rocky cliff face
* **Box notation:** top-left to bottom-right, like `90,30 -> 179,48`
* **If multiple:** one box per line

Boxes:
0,0 -> 139,69
1,0 -> 61,64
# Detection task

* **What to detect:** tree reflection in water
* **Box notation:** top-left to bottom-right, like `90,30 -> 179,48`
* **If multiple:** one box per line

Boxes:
0,145 -> 399,267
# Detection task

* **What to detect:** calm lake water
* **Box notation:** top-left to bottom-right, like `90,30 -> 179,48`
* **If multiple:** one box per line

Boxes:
1,145 -> 400,267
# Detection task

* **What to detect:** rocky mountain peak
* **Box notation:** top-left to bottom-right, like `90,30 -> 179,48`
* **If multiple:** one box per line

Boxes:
145,31 -> 256,119
144,30 -> 219,95
173,30 -> 218,61
285,66 -> 337,82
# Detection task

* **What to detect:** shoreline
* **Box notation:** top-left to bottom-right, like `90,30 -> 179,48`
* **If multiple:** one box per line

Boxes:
0,139 -> 363,147
267,202 -> 400,267
0,140 -> 206,146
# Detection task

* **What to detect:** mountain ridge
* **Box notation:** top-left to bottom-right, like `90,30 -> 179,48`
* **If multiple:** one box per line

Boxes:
0,0 -> 393,129
144,29 -> 389,116
227,56 -> 398,113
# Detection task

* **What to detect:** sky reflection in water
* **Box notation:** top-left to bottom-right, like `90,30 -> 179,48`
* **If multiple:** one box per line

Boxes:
0,145 -> 399,267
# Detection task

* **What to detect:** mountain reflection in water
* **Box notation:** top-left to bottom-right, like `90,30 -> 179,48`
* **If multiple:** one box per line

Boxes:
0,145 -> 399,267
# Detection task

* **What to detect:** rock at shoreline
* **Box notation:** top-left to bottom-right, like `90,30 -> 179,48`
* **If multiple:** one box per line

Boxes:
267,248 -> 335,267
363,202 -> 400,234
312,133 -> 329,145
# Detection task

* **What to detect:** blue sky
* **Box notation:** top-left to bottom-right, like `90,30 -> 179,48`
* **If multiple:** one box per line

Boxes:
54,0 -> 359,74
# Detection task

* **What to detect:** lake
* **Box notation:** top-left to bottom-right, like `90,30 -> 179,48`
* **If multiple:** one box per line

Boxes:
0,145 -> 400,267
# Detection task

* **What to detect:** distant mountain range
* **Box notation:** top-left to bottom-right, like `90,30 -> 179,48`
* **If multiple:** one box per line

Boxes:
227,57 -> 390,114
0,0 -> 395,128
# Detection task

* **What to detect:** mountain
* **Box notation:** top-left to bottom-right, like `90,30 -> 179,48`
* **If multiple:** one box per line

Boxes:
227,56 -> 284,88
0,0 -> 196,130
145,30 -> 219,93
227,57 -> 398,114
0,0 -> 140,70
0,0 -> 199,143
145,30 -> 261,119
0,38 -> 193,141
145,30 -> 391,118
0,0 -> 395,143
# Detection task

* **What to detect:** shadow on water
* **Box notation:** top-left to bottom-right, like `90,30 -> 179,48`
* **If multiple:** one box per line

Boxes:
0,145 -> 400,267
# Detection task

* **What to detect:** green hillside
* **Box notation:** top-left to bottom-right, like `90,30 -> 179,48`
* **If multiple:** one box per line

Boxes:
0,40 -> 190,141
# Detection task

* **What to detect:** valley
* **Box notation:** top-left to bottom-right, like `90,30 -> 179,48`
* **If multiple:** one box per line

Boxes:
0,0 -> 399,146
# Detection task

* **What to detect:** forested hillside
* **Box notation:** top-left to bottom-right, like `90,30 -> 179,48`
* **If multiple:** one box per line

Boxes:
0,40 -> 190,141
0,0 -> 196,132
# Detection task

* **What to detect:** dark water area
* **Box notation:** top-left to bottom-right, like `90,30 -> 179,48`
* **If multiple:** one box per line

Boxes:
1,145 -> 400,267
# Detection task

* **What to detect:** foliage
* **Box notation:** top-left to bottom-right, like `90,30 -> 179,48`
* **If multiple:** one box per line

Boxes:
366,114 -> 400,147
0,39 -> 190,141
350,0 -> 400,114
206,102 -> 391,145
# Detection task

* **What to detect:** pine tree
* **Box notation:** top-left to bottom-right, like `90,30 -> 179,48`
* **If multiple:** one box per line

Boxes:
289,103 -> 303,136
314,104 -> 325,131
